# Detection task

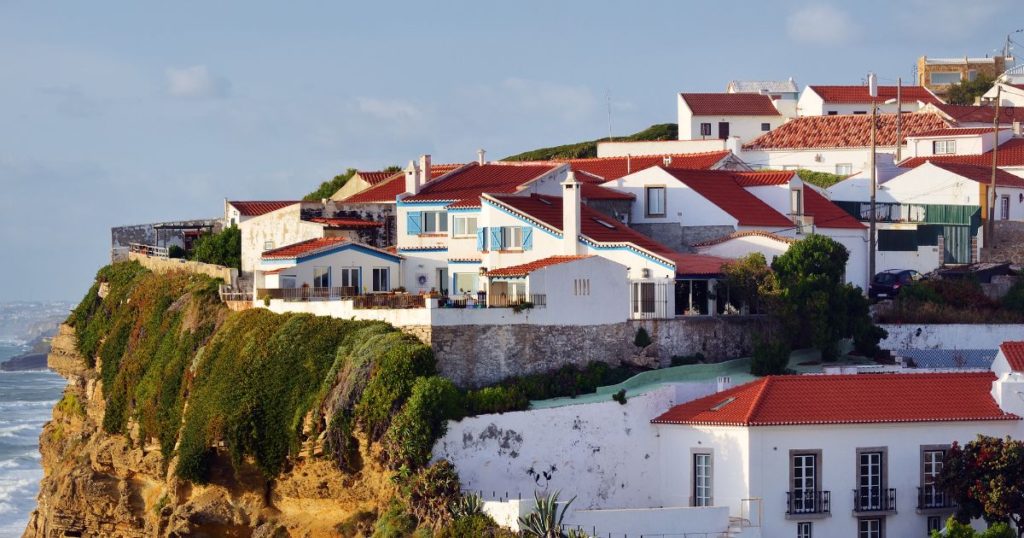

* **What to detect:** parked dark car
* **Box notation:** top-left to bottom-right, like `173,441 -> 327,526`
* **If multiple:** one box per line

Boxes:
869,269 -> 923,300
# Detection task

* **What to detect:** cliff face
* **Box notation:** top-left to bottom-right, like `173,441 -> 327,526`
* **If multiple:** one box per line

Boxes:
24,323 -> 398,537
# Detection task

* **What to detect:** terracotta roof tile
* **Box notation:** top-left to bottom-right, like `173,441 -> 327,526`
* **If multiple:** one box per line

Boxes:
356,171 -> 399,185
808,85 -> 942,105
229,201 -> 301,216
733,171 -> 797,187
559,151 -> 732,181
804,188 -> 866,229
1001,341 -> 1024,371
926,162 -> 1024,188
931,103 -> 1024,124
665,253 -> 732,276
580,183 -> 634,200
899,138 -> 1024,169
680,93 -> 781,116
692,230 -> 797,248
485,255 -> 592,277
341,164 -> 463,204
661,169 -> 794,227
744,113 -> 951,150
907,127 -> 1008,138
404,162 -> 560,204
261,237 -> 350,260
307,217 -> 383,229
652,372 -> 1016,426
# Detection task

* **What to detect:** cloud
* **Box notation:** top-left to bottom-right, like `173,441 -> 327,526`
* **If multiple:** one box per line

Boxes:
458,78 -> 599,123
786,5 -> 857,45
356,97 -> 424,123
165,65 -> 230,99
898,0 -> 1011,41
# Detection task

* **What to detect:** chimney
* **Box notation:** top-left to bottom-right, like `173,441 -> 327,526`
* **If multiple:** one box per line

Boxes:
477,149 -> 487,165
561,172 -> 582,255
1014,121 -> 1021,136
419,154 -> 431,187
404,159 -> 421,195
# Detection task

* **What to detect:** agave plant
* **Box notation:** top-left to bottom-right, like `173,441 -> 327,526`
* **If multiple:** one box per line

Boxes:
518,490 -> 577,538
449,492 -> 484,518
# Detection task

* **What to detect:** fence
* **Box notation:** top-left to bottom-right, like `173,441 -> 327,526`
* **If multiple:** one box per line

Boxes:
353,293 -> 426,309
128,243 -> 168,258
257,287 -> 359,302
630,281 -> 671,319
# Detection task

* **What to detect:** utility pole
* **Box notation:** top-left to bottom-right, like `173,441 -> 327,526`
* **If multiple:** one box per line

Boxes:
868,72 -> 878,283
895,78 -> 902,163
988,85 -> 1002,250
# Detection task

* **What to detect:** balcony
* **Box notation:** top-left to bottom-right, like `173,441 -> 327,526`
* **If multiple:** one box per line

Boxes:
258,286 -> 359,302
852,488 -> 897,515
786,490 -> 830,519
917,487 -> 957,513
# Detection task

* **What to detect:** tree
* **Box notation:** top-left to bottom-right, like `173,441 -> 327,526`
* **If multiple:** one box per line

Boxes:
721,252 -> 776,315
304,168 -> 359,201
946,74 -> 996,106
190,225 -> 241,270
938,435 -> 1024,537
931,518 -> 1014,538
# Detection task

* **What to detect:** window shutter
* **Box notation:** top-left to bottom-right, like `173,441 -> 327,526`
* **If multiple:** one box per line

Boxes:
522,226 -> 533,251
490,227 -> 503,251
476,227 -> 486,251
406,212 -> 421,235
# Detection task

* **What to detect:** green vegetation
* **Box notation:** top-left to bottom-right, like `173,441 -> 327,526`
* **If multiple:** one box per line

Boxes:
939,436 -> 1024,537
796,169 -> 847,188
190,225 -> 241,270
945,74 -> 996,106
750,337 -> 792,376
462,361 -> 637,415
611,388 -> 627,405
878,278 -> 1024,324
633,327 -> 652,348
518,490 -> 577,538
55,392 -> 86,419
670,353 -> 704,367
304,168 -> 358,201
504,124 -> 678,161
932,518 -> 1014,538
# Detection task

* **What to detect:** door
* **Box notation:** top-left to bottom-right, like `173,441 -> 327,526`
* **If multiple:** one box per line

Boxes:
718,122 -> 730,140
793,454 -> 817,513
437,268 -> 449,295
942,226 -> 970,264
1001,195 -> 1010,220
693,453 -> 712,506
339,267 -> 360,294
858,452 -> 882,510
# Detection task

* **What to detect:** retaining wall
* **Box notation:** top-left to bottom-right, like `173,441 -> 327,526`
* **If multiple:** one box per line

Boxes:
879,323 -> 1024,350
128,252 -> 237,285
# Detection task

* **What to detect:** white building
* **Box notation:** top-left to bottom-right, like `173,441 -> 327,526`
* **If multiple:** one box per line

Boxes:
255,236 -> 403,296
903,127 -> 1014,161
982,82 -> 1024,108
677,93 -> 785,144
727,79 -> 800,119
797,85 -> 942,117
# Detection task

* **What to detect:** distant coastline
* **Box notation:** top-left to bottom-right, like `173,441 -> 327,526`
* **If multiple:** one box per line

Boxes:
0,352 -> 48,371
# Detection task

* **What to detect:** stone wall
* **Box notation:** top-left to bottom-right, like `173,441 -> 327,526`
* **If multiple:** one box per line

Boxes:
418,316 -> 768,388
330,202 -> 396,248
630,223 -> 736,253
111,218 -> 221,252
982,220 -> 1024,264
128,252 -> 237,285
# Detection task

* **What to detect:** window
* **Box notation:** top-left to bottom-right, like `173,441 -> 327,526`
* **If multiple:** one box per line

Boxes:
1001,195 -> 1010,220
791,452 -> 819,514
280,275 -> 296,289
453,272 -> 478,294
858,518 -> 882,538
761,122 -> 771,131
853,111 -> 867,115
313,267 -> 331,288
422,210 -> 448,233
857,450 -> 885,511
718,122 -> 730,139
790,187 -> 804,216
371,267 -> 390,292
645,186 -> 666,217
574,279 -> 590,296
835,163 -> 853,175
827,111 -> 838,116
700,122 -> 712,136
967,70 -> 978,82
692,452 -> 713,507
927,516 -> 942,534
878,230 -> 918,251
453,215 -> 478,237
338,267 -> 360,291
675,280 -> 709,315
501,226 -> 524,249
632,281 -> 656,314
264,241 -> 275,251
931,72 -> 961,85
797,522 -> 812,538
933,140 -> 957,155
921,448 -> 946,509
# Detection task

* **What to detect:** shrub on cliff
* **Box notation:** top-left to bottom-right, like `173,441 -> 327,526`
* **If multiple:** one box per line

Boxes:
382,377 -> 463,470
190,224 -> 241,270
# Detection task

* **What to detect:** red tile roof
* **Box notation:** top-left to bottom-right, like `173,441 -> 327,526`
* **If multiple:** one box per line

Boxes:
261,237 -> 350,260
899,138 -> 1024,169
307,217 -> 383,229
340,164 -> 464,204
693,230 -> 797,248
931,103 -> 1024,124
404,162 -> 560,204
229,201 -> 301,216
559,151 -> 732,181
808,85 -> 942,105
652,372 -> 1017,427
926,162 -> 1024,188
804,188 -> 866,229
666,253 -> 732,276
908,127 -> 1007,138
661,169 -> 794,227
744,113 -> 951,150
1000,341 -> 1024,372
356,171 -> 399,185
580,183 -> 634,201
734,171 -> 797,187
680,93 -> 781,116
485,255 -> 593,277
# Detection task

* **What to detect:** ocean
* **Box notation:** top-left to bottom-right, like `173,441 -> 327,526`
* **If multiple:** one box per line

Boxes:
0,342 -> 65,538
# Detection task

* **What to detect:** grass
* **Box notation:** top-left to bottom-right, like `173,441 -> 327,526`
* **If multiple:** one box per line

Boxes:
503,124 -> 678,161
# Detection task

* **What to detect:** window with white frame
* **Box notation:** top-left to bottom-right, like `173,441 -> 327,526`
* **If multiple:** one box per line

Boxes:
338,267 -> 360,290
858,518 -> 882,538
500,226 -> 524,249
797,522 -> 812,538
933,140 -> 957,155
692,452 -> 713,507
574,279 -> 590,296
422,210 -> 448,233
454,272 -> 478,294
646,186 -> 666,217
313,267 -> 331,288
453,215 -> 478,237
790,187 -> 804,216
509,281 -> 526,299
921,449 -> 945,509
931,72 -> 961,85
371,267 -> 390,292
835,163 -> 853,175
264,240 -> 275,251
927,516 -> 942,534
700,123 -> 712,136
281,275 -> 296,289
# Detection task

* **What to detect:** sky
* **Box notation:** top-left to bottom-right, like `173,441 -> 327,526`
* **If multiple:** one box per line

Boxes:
0,0 -> 1021,301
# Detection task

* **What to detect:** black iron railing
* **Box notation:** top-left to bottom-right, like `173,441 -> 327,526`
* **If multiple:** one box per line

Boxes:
918,487 -> 956,510
786,490 -> 830,515
257,286 -> 359,302
853,488 -> 896,513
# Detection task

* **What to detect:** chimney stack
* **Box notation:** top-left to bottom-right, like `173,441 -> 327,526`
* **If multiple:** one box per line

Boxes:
561,172 -> 582,255
1014,121 -> 1021,136
404,159 -> 421,195
477,149 -> 486,165
419,154 -> 431,188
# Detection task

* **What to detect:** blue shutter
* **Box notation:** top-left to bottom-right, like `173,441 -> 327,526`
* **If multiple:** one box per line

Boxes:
490,227 -> 503,251
476,227 -> 486,251
522,226 -> 533,251
406,211 -> 421,235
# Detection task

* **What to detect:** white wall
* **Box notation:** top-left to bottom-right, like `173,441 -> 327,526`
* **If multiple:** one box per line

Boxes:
879,324 -> 1024,351
603,167 -> 740,227
258,245 -> 401,292
524,256 -> 630,323
239,204 -> 325,273
695,235 -> 792,263
740,147 -> 895,175
824,230 -> 870,289
983,83 -> 1024,107
596,139 -> 727,158
797,88 -> 924,116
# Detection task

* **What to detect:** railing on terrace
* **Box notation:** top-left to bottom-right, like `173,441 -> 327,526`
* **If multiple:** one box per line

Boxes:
258,287 -> 358,302
786,490 -> 830,516
128,242 -> 168,258
918,486 -> 956,511
353,293 -> 426,309
853,487 -> 896,514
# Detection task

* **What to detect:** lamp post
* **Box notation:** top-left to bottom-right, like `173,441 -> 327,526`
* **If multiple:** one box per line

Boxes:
868,73 -> 878,285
